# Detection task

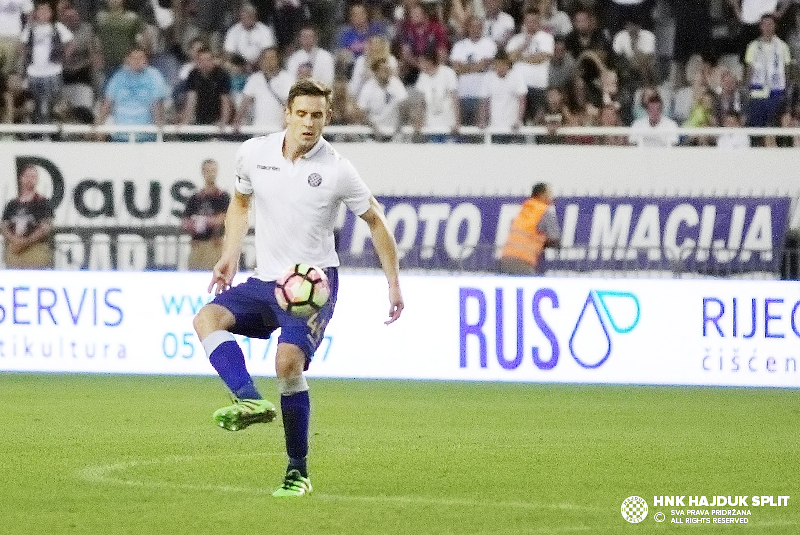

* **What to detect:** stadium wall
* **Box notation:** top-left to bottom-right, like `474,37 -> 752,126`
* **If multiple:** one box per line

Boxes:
0,141 -> 799,206
0,270 -> 797,388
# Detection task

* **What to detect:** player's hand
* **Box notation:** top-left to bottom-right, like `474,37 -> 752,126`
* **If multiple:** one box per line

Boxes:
208,255 -> 238,295
385,284 -> 404,325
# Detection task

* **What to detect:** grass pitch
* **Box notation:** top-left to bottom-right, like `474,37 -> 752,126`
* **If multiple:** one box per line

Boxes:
0,374 -> 797,534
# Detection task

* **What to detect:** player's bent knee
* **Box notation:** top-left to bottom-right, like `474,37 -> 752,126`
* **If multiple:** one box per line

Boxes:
193,304 -> 235,339
275,343 -> 306,378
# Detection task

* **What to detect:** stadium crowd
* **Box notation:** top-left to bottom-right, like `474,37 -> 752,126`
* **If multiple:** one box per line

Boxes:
2,0 -> 800,145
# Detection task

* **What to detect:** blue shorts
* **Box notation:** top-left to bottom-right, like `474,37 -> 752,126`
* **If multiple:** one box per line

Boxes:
211,267 -> 338,368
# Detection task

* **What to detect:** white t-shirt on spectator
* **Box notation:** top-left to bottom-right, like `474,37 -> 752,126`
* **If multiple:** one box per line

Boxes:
717,131 -> 751,149
612,28 -> 657,59
741,0 -> 778,25
357,76 -> 408,136
286,47 -> 335,88
415,65 -> 459,130
628,115 -> 680,147
348,54 -> 399,98
242,69 -> 292,131
483,11 -> 515,46
541,10 -> 573,37
479,68 -> 528,131
449,36 -> 497,98
0,0 -> 32,37
224,22 -> 276,64
506,31 -> 554,89
20,21 -> 73,77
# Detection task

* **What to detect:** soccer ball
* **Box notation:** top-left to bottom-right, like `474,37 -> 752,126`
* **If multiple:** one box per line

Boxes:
275,263 -> 331,317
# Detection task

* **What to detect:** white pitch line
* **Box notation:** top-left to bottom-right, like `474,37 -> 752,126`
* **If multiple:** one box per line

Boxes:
76,453 -> 606,516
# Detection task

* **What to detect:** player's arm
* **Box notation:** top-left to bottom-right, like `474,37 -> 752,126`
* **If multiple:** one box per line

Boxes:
359,196 -> 404,324
208,190 -> 251,295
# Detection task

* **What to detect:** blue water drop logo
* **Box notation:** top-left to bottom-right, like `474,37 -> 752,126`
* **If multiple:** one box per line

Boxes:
569,293 -> 612,368
569,290 -> 640,369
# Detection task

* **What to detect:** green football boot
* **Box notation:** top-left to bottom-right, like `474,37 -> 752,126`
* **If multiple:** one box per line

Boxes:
272,469 -> 313,497
212,398 -> 277,431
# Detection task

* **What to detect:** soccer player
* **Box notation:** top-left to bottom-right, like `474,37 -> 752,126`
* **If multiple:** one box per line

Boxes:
192,78 -> 404,497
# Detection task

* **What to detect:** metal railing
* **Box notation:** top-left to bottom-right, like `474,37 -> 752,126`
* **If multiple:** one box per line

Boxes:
2,123 -> 800,144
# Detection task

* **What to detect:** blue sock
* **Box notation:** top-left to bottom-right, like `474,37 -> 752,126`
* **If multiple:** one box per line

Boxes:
208,340 -> 261,399
281,390 -> 310,477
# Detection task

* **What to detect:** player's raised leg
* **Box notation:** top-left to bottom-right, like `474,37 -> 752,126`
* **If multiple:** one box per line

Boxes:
272,342 -> 313,497
194,303 -> 277,431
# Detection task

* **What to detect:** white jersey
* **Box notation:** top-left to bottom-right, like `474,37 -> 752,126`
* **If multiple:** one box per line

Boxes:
234,132 -> 372,280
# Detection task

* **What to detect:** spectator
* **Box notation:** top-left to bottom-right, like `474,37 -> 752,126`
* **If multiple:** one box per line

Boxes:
482,0 -> 515,49
335,2 -> 388,73
94,46 -> 169,142
449,15 -> 496,127
272,0 -> 307,54
329,76 -> 359,131
562,74 -> 599,143
95,0 -> 148,79
548,35 -> 577,90
57,1 -> 97,115
347,34 -> 398,99
538,0 -> 572,37
477,49 -> 527,141
190,0 -> 231,54
234,47 -> 292,133
672,0 -> 713,87
612,15 -> 658,88
179,47 -> 232,132
354,56 -> 408,140
682,88 -> 717,145
395,2 -> 450,85
225,53 -> 249,109
20,0 -> 74,124
716,110 -> 751,148
714,66 -> 746,125
1,163 -> 53,269
223,2 -> 277,71
2,72 -> 34,128
180,158 -> 229,271
507,8 -> 554,124
597,102 -> 628,145
672,54 -> 713,124
498,182 -> 561,275
729,0 -> 788,57
605,0 -> 654,37
564,8 -> 612,65
776,107 -> 800,146
628,92 -> 679,146
0,0 -> 32,75
285,25 -> 335,87
534,85 -> 565,144
412,47 -> 459,141
631,83 -> 672,121
744,13 -> 790,134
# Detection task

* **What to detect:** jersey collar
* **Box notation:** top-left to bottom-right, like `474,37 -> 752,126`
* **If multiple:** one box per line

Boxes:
279,131 -> 326,160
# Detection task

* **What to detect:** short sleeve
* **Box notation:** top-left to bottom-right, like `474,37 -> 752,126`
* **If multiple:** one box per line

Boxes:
223,27 -> 237,54
337,157 -> 371,216
537,205 -> 561,240
234,140 -> 254,195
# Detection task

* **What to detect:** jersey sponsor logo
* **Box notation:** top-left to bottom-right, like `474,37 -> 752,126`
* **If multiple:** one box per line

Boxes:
307,173 -> 322,187
256,164 -> 280,171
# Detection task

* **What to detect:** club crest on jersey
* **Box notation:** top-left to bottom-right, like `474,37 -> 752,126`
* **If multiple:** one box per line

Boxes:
307,173 -> 322,187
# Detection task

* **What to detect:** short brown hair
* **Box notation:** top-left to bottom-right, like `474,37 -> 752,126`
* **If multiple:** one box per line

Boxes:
287,78 -> 332,109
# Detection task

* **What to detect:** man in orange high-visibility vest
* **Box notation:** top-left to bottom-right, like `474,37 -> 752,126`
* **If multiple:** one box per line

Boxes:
499,182 -> 561,275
